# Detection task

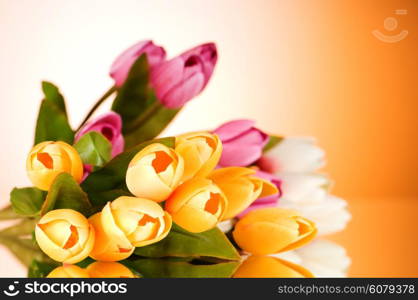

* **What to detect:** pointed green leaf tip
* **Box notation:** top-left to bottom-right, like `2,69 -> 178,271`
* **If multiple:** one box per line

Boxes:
34,81 -> 74,145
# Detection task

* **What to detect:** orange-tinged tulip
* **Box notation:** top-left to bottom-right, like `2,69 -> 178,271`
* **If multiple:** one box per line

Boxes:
101,196 -> 172,248
208,167 -> 278,219
175,132 -> 222,181
126,143 -> 184,202
35,209 -> 95,264
26,141 -> 83,190
47,264 -> 90,278
233,208 -> 316,255
87,262 -> 136,278
88,213 -> 134,261
233,256 -> 313,278
165,178 -> 227,233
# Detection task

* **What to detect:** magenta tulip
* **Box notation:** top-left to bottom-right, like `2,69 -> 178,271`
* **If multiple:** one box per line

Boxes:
214,119 -> 268,167
150,43 -> 218,108
237,170 -> 282,218
75,112 -> 125,158
110,40 -> 166,87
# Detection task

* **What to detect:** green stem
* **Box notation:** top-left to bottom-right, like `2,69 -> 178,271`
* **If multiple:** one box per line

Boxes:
0,205 -> 22,220
76,86 -> 117,132
123,101 -> 163,133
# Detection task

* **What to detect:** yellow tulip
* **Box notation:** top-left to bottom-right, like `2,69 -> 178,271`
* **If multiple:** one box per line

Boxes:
47,264 -> 90,278
26,141 -> 83,190
87,262 -> 136,278
126,143 -> 184,202
233,208 -> 316,255
101,196 -> 172,248
165,178 -> 227,233
35,209 -> 95,264
208,167 -> 278,219
175,132 -> 222,181
88,213 -> 134,261
233,256 -> 313,278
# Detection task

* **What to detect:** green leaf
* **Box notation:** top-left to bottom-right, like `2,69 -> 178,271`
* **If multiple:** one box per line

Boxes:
74,131 -> 112,167
0,219 -> 37,236
42,81 -> 67,114
111,54 -> 179,148
263,135 -> 283,153
124,258 -> 240,278
41,173 -> 92,216
81,137 -> 175,207
34,82 -> 74,145
0,235 -> 47,268
28,259 -> 59,278
134,223 -> 240,261
10,187 -> 46,216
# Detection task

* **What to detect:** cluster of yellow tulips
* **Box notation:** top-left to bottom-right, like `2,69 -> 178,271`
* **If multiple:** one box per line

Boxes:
26,132 -> 318,277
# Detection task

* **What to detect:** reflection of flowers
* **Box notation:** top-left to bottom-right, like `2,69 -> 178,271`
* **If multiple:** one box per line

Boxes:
275,239 -> 351,277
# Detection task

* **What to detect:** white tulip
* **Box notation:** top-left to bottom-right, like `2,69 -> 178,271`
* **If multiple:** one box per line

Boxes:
274,239 -> 351,277
294,239 -> 351,277
278,172 -> 330,205
263,137 -> 325,173
280,192 -> 351,236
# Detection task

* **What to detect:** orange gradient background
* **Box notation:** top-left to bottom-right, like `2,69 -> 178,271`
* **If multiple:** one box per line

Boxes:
0,0 -> 417,277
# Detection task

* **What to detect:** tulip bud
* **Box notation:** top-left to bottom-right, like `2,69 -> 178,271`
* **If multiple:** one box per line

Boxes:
110,40 -> 166,87
151,43 -> 217,108
165,178 -> 227,233
35,209 -> 95,264
258,137 -> 325,173
233,256 -> 313,278
233,208 -> 317,255
88,213 -> 134,262
208,167 -> 278,220
75,112 -> 124,158
47,264 -> 90,278
101,196 -> 172,247
87,262 -> 136,278
175,132 -> 222,182
26,141 -> 83,191
214,119 -> 268,167
126,143 -> 184,202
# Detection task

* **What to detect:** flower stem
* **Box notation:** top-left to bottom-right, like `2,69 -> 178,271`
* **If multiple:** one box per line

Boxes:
0,205 -> 21,220
76,86 -> 117,132
123,100 -> 163,133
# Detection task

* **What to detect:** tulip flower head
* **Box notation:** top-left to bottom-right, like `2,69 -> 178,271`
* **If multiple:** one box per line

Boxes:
175,132 -> 222,182
208,167 -> 278,220
214,119 -> 268,167
126,143 -> 184,202
165,178 -> 227,233
233,208 -> 317,255
110,40 -> 166,87
75,112 -> 124,158
88,213 -> 135,262
87,262 -> 136,278
47,264 -> 90,278
233,255 -> 313,278
26,141 -> 83,190
151,43 -> 217,108
257,137 -> 325,174
236,170 -> 282,218
101,196 -> 172,248
35,209 -> 95,264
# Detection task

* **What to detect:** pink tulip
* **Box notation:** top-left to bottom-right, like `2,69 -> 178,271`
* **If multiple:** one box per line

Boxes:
75,112 -> 124,158
237,170 -> 282,218
110,40 -> 166,87
150,43 -> 218,108
214,119 -> 268,167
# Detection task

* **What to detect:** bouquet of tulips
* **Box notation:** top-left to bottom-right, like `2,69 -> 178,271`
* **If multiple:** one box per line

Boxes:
0,40 -> 351,278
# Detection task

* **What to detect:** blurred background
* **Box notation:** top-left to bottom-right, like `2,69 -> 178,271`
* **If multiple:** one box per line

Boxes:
0,0 -> 416,277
